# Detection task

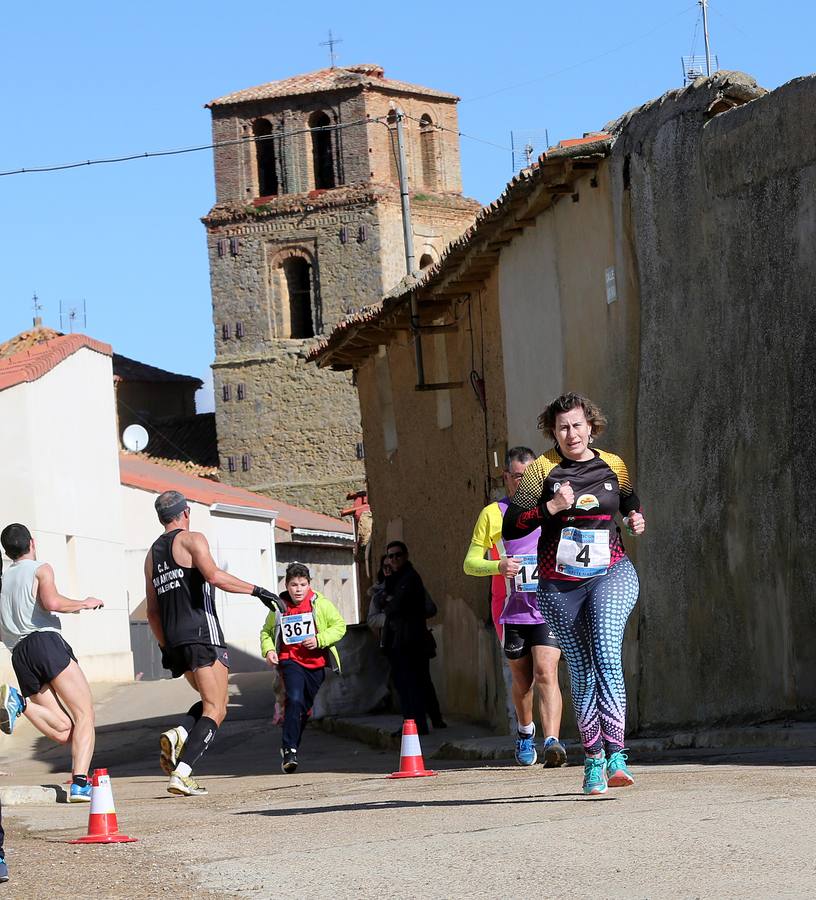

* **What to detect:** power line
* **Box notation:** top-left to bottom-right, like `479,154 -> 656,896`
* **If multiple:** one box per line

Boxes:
0,117 -> 383,178
459,2 -> 700,105
401,112 -> 513,154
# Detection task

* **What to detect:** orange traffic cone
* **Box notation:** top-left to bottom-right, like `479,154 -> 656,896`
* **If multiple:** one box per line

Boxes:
69,769 -> 137,844
388,719 -> 438,778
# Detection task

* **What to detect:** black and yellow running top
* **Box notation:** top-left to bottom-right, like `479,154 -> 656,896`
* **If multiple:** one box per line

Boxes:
502,447 -> 641,582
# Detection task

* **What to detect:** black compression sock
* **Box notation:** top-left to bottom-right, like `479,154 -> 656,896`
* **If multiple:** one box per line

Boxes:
179,701 -> 204,734
72,774 -> 88,787
176,716 -> 219,771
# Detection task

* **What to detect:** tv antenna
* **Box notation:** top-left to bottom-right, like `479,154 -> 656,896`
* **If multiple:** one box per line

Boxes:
59,299 -> 87,333
122,423 -> 149,453
320,30 -> 342,68
510,130 -> 550,173
32,292 -> 43,327
682,0 -> 717,84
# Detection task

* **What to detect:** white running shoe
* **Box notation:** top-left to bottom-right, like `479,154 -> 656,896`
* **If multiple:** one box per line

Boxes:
167,771 -> 208,797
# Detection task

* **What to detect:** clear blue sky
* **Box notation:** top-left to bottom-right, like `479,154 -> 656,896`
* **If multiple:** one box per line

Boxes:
2,1 -> 813,411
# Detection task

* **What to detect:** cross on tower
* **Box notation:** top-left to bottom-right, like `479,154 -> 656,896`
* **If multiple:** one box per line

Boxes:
320,30 -> 342,68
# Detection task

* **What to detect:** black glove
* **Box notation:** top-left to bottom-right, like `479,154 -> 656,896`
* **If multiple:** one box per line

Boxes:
160,646 -> 172,670
252,585 -> 285,613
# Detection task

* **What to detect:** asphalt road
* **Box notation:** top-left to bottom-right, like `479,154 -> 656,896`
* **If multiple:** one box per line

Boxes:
4,708 -> 816,899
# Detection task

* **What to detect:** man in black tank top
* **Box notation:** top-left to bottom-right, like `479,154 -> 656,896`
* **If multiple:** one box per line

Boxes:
144,491 -> 281,797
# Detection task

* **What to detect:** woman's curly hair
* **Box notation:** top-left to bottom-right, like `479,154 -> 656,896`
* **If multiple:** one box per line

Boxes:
537,392 -> 608,443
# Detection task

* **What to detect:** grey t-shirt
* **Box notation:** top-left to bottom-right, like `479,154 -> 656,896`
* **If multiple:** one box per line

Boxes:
0,559 -> 61,649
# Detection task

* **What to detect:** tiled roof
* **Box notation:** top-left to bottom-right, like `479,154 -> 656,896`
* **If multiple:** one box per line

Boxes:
113,353 -> 202,386
0,326 -> 62,360
308,134 -> 612,368
207,64 -> 458,108
119,453 -> 353,535
0,333 -> 112,393
121,451 -> 218,480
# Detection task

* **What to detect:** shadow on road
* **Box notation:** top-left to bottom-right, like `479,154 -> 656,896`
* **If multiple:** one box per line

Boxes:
234,791 -> 605,817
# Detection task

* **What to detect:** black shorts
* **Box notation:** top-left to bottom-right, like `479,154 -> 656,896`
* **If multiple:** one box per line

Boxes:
503,622 -> 560,660
161,643 -> 229,679
11,631 -> 76,697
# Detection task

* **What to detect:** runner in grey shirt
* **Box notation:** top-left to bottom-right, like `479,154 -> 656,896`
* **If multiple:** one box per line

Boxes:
0,524 -> 104,802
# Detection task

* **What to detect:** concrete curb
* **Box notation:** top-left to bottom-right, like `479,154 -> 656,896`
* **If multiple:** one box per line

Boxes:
320,716 -> 816,762
0,784 -> 64,805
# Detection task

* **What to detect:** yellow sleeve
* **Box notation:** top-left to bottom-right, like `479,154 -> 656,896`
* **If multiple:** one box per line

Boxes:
463,504 -> 502,577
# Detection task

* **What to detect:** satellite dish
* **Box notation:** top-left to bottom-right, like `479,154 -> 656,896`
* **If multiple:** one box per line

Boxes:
122,424 -> 149,453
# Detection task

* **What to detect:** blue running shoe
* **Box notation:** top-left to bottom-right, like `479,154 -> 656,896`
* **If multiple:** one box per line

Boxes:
514,727 -> 537,766
0,684 -> 25,735
69,782 -> 92,803
582,755 -> 608,796
606,749 -> 635,787
0,852 -> 8,883
542,737 -> 567,768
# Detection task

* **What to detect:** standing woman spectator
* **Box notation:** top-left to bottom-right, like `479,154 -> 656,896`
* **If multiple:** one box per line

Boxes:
381,542 -> 444,735
502,393 -> 645,796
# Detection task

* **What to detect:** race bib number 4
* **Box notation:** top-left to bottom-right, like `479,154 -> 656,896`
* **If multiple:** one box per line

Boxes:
555,528 -> 610,578
281,611 -> 315,645
511,554 -> 539,593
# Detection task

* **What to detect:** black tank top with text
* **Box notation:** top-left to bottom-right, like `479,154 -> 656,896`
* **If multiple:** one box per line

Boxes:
150,530 -> 224,648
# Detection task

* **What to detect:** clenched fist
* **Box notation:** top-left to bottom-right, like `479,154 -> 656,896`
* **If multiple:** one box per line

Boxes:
546,480 -> 575,515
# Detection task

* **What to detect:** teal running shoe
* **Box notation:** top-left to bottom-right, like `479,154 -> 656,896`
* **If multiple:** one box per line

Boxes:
69,782 -> 92,803
0,684 -> 25,735
582,755 -> 608,795
514,727 -> 537,766
606,749 -> 635,787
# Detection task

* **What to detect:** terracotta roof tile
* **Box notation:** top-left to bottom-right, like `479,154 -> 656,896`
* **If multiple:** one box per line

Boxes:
0,326 -> 62,360
207,64 -> 458,108
119,453 -> 353,535
0,333 -> 112,392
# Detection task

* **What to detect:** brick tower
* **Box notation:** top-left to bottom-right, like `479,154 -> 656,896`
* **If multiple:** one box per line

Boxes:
204,64 -> 480,513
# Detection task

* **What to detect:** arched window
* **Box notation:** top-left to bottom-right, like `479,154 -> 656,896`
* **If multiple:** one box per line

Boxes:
386,109 -> 400,184
419,114 -> 438,191
419,253 -> 434,269
309,111 -> 335,190
253,119 -> 278,197
283,257 -> 314,338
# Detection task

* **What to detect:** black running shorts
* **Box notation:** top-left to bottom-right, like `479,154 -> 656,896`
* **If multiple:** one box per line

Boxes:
502,622 -> 559,660
11,631 -> 77,697
161,643 -> 230,679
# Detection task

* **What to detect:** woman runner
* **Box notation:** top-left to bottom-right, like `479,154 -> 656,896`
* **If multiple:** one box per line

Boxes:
502,392 -> 645,796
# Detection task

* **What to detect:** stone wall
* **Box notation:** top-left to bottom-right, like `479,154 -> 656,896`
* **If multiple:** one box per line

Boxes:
617,72 -> 816,730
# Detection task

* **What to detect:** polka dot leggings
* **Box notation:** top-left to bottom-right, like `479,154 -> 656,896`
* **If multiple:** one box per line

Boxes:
537,557 -> 639,754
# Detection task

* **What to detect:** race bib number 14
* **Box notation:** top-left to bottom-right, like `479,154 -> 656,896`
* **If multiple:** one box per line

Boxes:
555,528 -> 610,578
511,554 -> 539,593
281,611 -> 315,645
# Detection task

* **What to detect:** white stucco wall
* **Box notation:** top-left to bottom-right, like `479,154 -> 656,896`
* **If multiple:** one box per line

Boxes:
497,214 -> 565,452
0,348 -> 133,683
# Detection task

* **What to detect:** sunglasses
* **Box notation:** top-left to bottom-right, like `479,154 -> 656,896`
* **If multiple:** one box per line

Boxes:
386,551 -> 405,559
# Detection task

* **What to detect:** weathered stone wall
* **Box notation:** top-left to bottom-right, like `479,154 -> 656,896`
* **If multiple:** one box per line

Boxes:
616,72 -> 816,730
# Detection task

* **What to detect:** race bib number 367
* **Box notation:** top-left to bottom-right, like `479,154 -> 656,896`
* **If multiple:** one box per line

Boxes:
281,611 -> 315,645
555,528 -> 610,578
